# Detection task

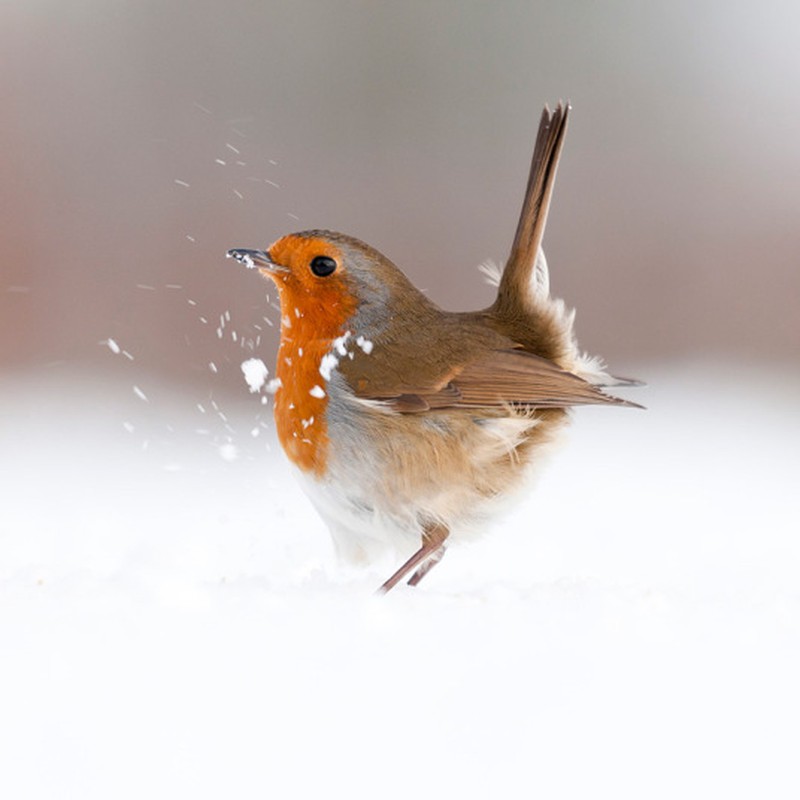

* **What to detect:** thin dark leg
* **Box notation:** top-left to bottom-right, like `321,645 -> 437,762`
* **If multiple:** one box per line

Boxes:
407,545 -> 447,586
377,523 -> 449,594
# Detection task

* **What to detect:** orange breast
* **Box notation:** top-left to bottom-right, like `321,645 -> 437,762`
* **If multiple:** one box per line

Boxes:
268,236 -> 358,476
274,324 -> 336,476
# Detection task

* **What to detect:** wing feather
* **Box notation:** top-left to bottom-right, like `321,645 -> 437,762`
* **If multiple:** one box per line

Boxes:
361,349 -> 642,413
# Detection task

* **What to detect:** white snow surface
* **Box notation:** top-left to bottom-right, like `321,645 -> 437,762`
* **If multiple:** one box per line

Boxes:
2,361 -> 800,799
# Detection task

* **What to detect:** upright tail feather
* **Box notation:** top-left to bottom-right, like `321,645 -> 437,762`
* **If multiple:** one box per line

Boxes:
494,102 -> 570,318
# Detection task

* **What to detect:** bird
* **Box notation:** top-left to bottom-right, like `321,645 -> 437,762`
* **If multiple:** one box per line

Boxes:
227,102 -> 642,593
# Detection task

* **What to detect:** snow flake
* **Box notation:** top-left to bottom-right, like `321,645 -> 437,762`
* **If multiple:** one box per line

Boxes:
241,358 -> 269,393
319,353 -> 339,381
356,336 -> 374,355
333,331 -> 351,356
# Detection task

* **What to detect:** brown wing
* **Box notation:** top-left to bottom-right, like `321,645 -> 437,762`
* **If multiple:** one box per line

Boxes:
362,349 -> 642,413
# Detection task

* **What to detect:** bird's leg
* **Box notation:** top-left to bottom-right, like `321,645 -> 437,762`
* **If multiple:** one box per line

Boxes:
407,544 -> 447,587
377,523 -> 450,594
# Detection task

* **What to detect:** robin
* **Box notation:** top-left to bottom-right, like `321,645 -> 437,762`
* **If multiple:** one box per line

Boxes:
228,103 -> 642,593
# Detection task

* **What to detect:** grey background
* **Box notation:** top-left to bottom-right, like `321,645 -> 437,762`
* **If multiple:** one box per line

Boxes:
3,0 -> 799,393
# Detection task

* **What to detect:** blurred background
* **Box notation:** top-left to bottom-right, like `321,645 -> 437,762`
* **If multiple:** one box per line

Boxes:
3,0 -> 799,389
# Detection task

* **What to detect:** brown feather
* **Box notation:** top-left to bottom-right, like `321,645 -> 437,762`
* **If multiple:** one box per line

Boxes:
358,348 -> 642,412
494,103 -> 569,321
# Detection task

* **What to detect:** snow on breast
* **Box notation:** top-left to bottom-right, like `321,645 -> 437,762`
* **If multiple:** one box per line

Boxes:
319,353 -> 339,382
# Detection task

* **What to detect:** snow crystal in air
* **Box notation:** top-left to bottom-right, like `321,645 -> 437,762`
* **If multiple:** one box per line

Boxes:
265,378 -> 282,395
174,179 -> 190,188
241,358 -> 269,393
209,362 -> 218,373
309,385 -> 325,399
107,338 -> 121,354
133,386 -> 148,402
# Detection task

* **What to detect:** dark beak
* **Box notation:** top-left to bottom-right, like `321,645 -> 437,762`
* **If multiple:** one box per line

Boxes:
226,248 -> 289,274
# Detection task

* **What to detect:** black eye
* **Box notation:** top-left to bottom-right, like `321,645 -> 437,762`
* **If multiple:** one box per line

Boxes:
310,255 -> 337,277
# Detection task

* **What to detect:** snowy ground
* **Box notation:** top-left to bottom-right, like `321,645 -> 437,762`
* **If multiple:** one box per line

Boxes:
2,361 -> 799,799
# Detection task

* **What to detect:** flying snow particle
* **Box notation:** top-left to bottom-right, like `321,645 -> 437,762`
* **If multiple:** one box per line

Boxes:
241,358 -> 269,393
309,385 -> 325,399
133,386 -> 148,402
107,338 -> 121,354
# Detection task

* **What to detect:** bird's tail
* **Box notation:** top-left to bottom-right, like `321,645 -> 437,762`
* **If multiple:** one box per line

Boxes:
493,102 -> 569,319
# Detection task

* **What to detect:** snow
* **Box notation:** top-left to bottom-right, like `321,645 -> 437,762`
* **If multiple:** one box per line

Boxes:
356,335 -> 374,354
1,362 -> 799,799
241,358 -> 269,393
333,331 -> 351,356
319,352 -> 339,381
